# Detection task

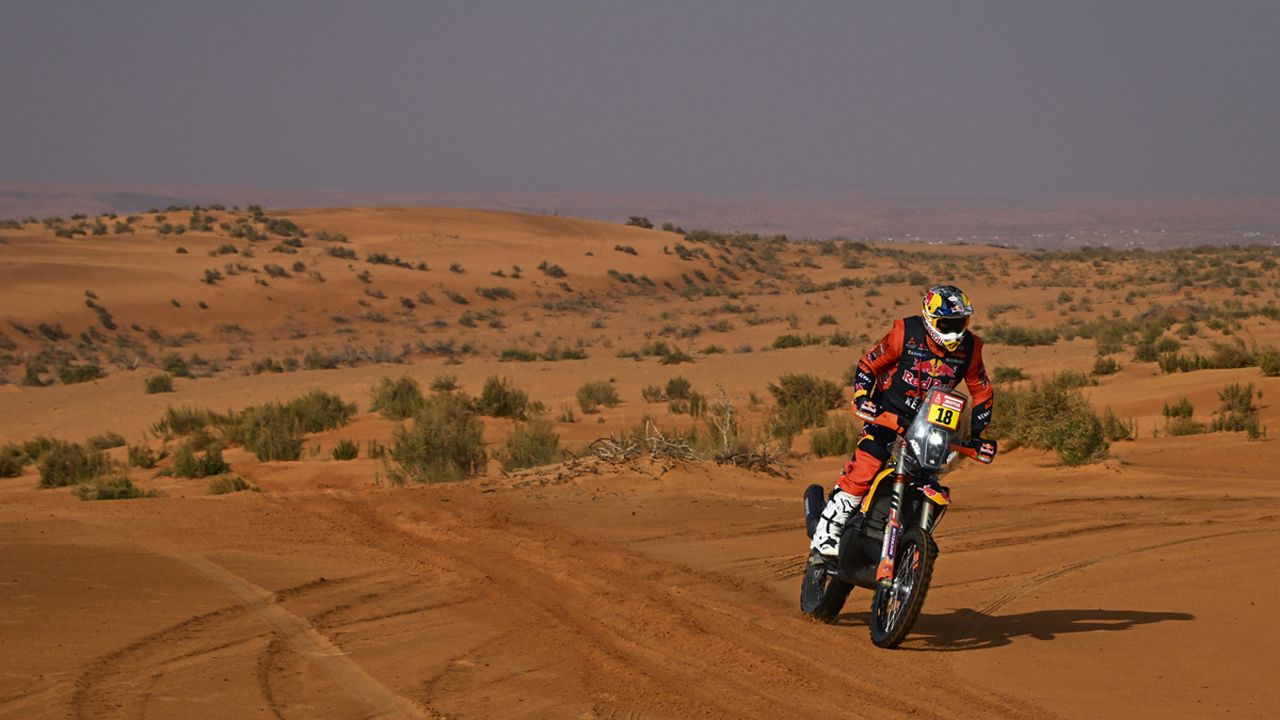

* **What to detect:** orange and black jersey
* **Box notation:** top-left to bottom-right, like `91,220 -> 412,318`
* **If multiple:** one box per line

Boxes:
850,316 -> 994,437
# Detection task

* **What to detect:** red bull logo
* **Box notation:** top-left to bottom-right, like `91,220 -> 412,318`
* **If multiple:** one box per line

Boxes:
912,359 -> 957,380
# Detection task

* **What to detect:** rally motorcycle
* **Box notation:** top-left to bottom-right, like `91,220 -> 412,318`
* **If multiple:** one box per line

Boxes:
800,388 -> 992,648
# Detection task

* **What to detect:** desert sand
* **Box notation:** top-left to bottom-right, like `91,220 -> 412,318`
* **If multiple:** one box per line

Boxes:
2,206 -> 1278,719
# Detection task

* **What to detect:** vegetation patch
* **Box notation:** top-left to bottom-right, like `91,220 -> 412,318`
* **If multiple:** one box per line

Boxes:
577,381 -> 621,414
38,441 -> 111,488
477,376 -> 533,420
497,419 -> 563,471
767,374 -> 844,438
74,474 -> 155,501
995,376 -> 1109,465
370,375 -> 426,420
389,391 -> 487,484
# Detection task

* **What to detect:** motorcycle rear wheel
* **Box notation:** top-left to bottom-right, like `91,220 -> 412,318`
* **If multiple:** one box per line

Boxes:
869,528 -> 937,648
800,554 -> 854,624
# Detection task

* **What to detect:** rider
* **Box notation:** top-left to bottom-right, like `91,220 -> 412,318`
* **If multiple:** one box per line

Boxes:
810,284 -> 997,558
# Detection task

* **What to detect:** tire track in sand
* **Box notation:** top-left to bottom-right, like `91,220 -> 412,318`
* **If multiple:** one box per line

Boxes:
165,552 -> 430,720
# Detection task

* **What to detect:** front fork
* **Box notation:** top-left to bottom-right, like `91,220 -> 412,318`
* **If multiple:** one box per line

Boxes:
874,474 -> 936,587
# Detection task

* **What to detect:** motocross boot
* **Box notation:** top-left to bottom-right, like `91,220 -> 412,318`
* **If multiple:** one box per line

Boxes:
809,490 -> 864,559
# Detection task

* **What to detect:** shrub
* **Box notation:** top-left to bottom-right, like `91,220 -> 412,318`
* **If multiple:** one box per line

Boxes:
1092,357 -> 1120,376
1212,383 -> 1260,433
0,445 -> 27,477
665,376 -> 692,400
1163,397 -> 1194,419
59,364 -> 103,384
1100,407 -> 1136,441
1166,416 -> 1208,436
283,391 -> 356,432
430,374 -> 459,392
577,381 -> 621,413
818,314 -> 838,326
1259,347 -> 1280,377
263,263 -> 290,278
994,379 -> 1109,465
389,392 -> 487,484
660,349 -> 695,365
171,443 -> 231,478
496,419 -> 563,471
477,376 -> 532,419
332,439 -> 359,461
207,475 -> 255,495
162,354 -> 192,377
641,384 -> 665,403
766,374 -> 844,438
127,444 -> 160,469
74,474 -> 154,501
370,376 -> 426,420
992,366 -> 1028,383
985,325 -> 1059,346
145,373 -> 175,393
810,416 -> 859,457
38,441 -> 111,488
232,406 -> 302,461
152,405 -> 222,437
86,431 -> 126,451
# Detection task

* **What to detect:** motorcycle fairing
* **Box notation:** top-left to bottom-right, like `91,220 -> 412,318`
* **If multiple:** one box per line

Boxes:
859,466 -> 898,513
920,481 -> 950,506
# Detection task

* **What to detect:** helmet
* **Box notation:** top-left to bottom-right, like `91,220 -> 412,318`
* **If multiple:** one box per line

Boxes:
921,284 -> 973,352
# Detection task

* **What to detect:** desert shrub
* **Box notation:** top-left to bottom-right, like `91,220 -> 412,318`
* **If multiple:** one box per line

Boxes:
476,287 -> 516,301
992,366 -> 1028,383
537,260 -> 567,278
21,436 -> 59,461
1092,356 -> 1120,376
660,349 -> 695,365
86,431 -> 126,451
767,373 -> 844,438
38,441 -> 111,488
1259,347 -> 1280,377
233,405 -> 303,461
74,474 -> 154,501
496,419 -> 563,471
1212,383 -> 1260,433
331,439 -> 359,461
430,374 -> 459,392
499,347 -> 538,362
994,379 -> 1108,465
370,375 -> 426,420
283,391 -> 356,432
389,391 -> 487,484
127,444 -> 160,469
817,314 -> 838,326
665,376 -> 692,400
170,443 -> 230,478
985,325 -> 1059,346
207,475 -> 255,495
263,263 -> 290,278
1100,407 -> 1136,441
0,445 -> 27,477
577,381 -> 620,413
145,373 -> 175,393
809,416 -> 859,457
477,376 -> 531,419
1166,416 -> 1208,436
641,384 -> 665,402
152,405 -> 222,437
58,363 -> 102,384
1163,397 -> 1194,419
162,354 -> 192,377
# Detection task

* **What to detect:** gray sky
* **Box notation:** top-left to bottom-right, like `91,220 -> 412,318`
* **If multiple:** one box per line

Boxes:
3,1 -> 1278,197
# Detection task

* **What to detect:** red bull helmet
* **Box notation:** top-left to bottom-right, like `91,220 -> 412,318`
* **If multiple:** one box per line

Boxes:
922,284 -> 973,352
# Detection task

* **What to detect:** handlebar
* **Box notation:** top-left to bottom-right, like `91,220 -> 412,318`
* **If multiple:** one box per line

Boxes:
862,410 -> 993,464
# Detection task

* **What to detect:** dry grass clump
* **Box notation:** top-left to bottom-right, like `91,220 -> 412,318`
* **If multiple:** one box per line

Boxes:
389,391 -> 487,484
370,375 -> 426,420
168,443 -> 231,478
576,381 -> 621,413
145,373 -> 175,393
86,431 -> 126,451
207,475 -> 257,495
496,419 -> 564,471
331,439 -> 359,461
766,374 -> 844,438
74,474 -> 155,501
477,376 -> 534,419
996,376 -> 1109,465
38,441 -> 111,488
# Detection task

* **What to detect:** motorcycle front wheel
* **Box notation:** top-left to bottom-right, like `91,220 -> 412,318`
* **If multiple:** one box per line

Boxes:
869,528 -> 937,648
800,554 -> 853,624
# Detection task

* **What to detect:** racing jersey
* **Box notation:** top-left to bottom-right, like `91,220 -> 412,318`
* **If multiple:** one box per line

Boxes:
850,316 -> 994,437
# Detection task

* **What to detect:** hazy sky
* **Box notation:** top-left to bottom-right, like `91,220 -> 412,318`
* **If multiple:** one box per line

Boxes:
3,1 -> 1278,197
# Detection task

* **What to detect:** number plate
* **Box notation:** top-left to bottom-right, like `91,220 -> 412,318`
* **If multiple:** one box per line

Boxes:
926,390 -> 966,430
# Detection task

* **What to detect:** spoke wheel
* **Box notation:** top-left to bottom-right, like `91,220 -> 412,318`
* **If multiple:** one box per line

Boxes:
869,528 -> 937,648
800,554 -> 853,624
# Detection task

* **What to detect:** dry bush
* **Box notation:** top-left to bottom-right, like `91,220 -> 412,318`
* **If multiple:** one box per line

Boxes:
208,475 -> 256,495
576,381 -> 620,413
477,376 -> 532,419
38,441 -> 111,488
766,373 -> 843,438
74,474 -> 155,501
810,415 -> 859,457
497,419 -> 563,471
331,439 -> 359,461
995,376 -> 1109,465
370,375 -> 426,420
389,391 -> 487,484
145,374 -> 174,393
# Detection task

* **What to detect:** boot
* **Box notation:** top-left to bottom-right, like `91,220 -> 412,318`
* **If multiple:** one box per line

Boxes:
809,489 -> 864,558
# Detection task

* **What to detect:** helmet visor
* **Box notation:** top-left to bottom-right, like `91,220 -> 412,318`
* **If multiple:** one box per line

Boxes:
935,317 -> 969,335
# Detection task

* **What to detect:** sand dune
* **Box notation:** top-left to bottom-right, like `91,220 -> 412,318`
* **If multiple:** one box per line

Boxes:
2,206 -> 1278,718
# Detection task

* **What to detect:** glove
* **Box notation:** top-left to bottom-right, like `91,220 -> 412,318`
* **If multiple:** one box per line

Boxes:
853,397 -> 879,423
966,438 -> 998,464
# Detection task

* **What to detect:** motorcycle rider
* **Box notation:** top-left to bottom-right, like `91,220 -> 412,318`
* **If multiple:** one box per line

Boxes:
810,284 -> 997,558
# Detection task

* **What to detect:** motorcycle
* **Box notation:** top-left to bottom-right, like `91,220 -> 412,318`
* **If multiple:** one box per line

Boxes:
800,387 -> 993,648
